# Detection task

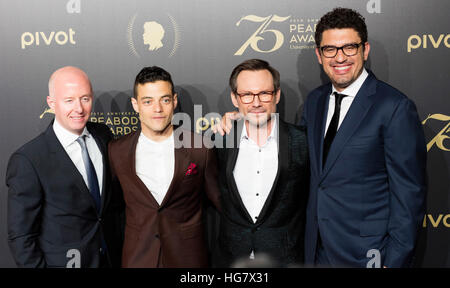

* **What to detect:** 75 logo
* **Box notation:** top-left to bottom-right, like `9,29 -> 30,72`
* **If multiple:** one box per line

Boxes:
234,14 -> 291,56
422,113 -> 450,152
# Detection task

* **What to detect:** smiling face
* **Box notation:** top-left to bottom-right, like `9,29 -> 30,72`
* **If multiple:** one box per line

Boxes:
231,69 -> 280,127
47,67 -> 93,135
131,80 -> 177,140
315,28 -> 370,91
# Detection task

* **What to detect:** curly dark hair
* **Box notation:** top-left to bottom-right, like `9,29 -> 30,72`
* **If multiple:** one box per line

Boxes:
315,7 -> 368,47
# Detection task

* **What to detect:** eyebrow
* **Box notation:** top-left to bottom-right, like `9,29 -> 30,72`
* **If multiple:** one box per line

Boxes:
322,42 -> 359,47
140,94 -> 172,99
63,94 -> 92,99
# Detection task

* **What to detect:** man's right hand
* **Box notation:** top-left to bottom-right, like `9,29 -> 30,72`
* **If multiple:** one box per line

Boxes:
211,111 -> 243,136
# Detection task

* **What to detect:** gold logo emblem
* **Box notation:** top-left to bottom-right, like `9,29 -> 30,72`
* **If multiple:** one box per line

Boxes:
234,15 -> 291,56
39,107 -> 54,119
422,113 -> 450,152
127,13 -> 180,58
143,21 -> 165,51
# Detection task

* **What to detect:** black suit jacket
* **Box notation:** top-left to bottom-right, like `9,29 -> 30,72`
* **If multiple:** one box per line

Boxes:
212,119 -> 309,267
6,121 -> 124,268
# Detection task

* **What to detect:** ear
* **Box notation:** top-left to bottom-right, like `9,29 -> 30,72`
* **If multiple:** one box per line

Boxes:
274,89 -> 281,105
173,93 -> 178,109
315,47 -> 323,65
230,92 -> 239,108
363,42 -> 370,61
131,97 -> 139,113
46,96 -> 55,111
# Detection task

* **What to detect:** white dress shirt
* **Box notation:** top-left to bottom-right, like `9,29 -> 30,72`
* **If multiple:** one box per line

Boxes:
324,68 -> 369,135
233,118 -> 279,223
135,132 -> 175,205
233,119 -> 279,259
53,120 -> 104,194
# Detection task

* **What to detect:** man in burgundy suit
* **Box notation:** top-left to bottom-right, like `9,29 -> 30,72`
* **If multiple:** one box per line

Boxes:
108,66 -> 221,267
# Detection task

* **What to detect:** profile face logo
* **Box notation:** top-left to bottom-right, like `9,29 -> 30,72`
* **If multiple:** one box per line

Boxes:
143,21 -> 165,51
234,14 -> 291,56
128,12 -> 180,58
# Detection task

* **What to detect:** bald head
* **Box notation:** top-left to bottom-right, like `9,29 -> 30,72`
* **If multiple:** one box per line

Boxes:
46,66 -> 94,135
48,66 -> 92,98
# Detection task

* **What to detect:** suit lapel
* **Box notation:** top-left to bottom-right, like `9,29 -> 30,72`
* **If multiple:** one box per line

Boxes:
127,130 -> 161,208
160,145 -> 190,208
44,123 -> 98,213
321,72 -> 377,180
314,86 -> 331,175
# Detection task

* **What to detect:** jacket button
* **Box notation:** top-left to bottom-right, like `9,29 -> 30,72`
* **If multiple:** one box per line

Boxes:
251,227 -> 260,233
155,234 -> 160,238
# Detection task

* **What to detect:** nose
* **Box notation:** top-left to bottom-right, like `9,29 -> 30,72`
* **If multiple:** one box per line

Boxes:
74,99 -> 83,113
252,94 -> 262,107
153,101 -> 163,112
335,49 -> 347,62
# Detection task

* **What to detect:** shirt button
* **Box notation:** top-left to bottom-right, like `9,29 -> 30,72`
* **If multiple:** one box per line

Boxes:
155,234 -> 160,239
256,193 -> 259,196
257,171 -> 260,174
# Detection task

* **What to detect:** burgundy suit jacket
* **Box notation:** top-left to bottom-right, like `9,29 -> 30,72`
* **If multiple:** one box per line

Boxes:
108,129 -> 221,268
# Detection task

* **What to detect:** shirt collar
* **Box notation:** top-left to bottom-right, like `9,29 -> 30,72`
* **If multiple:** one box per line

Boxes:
139,131 -> 174,146
53,119 -> 91,149
331,68 -> 368,98
240,116 -> 278,143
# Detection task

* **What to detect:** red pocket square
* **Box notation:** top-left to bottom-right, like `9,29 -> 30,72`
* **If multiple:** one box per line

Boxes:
185,163 -> 198,176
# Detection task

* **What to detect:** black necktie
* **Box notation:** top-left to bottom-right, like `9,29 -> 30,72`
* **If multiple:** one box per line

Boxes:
323,92 -> 346,166
76,135 -> 101,213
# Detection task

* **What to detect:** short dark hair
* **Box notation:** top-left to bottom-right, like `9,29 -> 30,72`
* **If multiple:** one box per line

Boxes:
133,66 -> 175,98
315,7 -> 368,47
229,59 -> 280,94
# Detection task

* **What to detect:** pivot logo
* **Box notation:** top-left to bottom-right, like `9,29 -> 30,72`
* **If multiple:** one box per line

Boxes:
407,34 -> 450,53
127,12 -> 181,58
423,214 -> 450,228
21,29 -> 76,50
234,15 -> 291,56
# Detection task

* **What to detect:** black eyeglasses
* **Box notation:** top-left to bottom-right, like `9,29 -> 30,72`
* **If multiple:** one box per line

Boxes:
235,91 -> 275,104
319,42 -> 363,58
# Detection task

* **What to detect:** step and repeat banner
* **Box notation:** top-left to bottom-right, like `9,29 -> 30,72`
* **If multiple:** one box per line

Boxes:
0,0 -> 448,267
